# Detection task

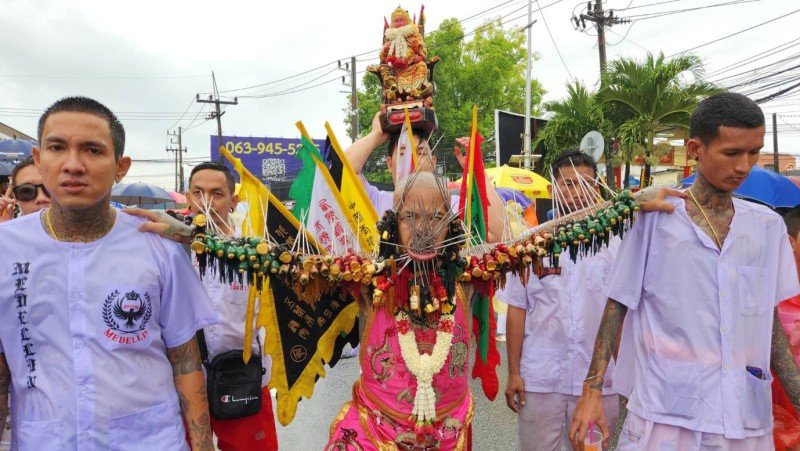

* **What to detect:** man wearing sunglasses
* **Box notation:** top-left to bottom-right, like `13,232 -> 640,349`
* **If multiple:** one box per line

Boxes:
0,157 -> 51,222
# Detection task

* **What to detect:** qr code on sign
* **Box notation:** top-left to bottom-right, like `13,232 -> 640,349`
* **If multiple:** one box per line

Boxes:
262,159 -> 286,180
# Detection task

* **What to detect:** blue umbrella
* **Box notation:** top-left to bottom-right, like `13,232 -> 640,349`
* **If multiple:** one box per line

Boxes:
495,187 -> 532,209
681,166 -> 800,208
111,183 -> 173,207
0,161 -> 14,176
0,140 -> 34,161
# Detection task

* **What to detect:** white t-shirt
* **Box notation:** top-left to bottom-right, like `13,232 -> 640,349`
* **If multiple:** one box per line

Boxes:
608,198 -> 800,439
499,238 -> 620,396
0,211 -> 218,451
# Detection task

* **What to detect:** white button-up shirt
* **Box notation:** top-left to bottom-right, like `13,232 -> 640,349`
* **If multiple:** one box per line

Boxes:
608,198 -> 800,439
196,229 -> 272,387
0,212 -> 218,451
498,238 -> 620,396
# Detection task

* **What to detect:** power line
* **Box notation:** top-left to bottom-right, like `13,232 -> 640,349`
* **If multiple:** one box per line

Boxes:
536,0 -> 574,81
166,97 -> 197,131
706,37 -> 800,79
218,0 -> 563,97
234,0 -> 565,100
0,73 -> 210,80
625,0 -> 759,20
218,0 -> 525,94
667,7 -> 800,57
613,0 -> 683,11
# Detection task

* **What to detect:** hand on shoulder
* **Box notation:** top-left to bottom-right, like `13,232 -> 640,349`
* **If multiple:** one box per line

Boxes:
124,208 -> 193,243
635,186 -> 687,214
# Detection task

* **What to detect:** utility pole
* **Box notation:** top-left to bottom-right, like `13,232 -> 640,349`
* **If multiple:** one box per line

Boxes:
196,71 -> 238,146
167,127 -> 187,192
574,1 -> 629,74
339,58 -> 359,141
773,113 -> 779,172
523,1 -> 534,170
573,0 -> 629,188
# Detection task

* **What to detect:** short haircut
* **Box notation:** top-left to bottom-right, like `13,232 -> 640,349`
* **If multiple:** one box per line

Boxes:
38,96 -> 126,158
690,92 -> 764,144
551,150 -> 597,180
189,161 -> 236,194
11,156 -> 35,186
388,129 -> 431,158
784,205 -> 800,238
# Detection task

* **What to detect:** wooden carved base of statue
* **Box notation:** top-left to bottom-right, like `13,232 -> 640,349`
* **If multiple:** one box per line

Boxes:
380,102 -> 438,134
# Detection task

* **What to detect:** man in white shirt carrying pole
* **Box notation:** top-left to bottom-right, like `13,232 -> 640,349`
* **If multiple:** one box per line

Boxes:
184,161 -> 279,450
501,150 -> 622,450
569,92 -> 800,450
0,97 -> 218,451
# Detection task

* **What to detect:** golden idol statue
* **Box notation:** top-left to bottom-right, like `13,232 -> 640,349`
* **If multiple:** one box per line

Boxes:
368,5 -> 439,133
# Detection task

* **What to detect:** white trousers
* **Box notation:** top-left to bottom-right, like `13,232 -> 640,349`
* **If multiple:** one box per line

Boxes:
517,391 -> 620,451
616,411 -> 773,451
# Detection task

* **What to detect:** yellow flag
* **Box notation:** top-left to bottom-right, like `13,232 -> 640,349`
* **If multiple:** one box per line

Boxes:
324,122 -> 379,253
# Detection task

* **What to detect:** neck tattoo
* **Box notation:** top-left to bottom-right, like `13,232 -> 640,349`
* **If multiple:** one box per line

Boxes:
44,205 -> 117,243
688,188 -> 723,250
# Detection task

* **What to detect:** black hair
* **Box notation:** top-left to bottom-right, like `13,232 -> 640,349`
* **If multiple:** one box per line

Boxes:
784,204 -> 800,238
11,156 -> 36,186
38,96 -> 126,158
189,161 -> 236,194
388,129 -> 431,158
690,92 -> 764,144
551,150 -> 598,180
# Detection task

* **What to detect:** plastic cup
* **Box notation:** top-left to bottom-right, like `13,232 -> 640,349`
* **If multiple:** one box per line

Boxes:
584,422 -> 603,451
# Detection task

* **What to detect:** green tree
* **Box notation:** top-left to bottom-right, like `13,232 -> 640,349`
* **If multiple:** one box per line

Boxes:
534,82 -> 611,173
599,53 -> 720,187
345,17 -> 545,180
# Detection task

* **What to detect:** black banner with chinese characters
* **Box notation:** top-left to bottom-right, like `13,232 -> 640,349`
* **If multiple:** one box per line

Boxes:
259,190 -> 359,426
271,283 -> 353,387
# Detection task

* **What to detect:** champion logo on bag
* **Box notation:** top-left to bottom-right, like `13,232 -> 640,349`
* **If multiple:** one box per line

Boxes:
220,394 -> 260,404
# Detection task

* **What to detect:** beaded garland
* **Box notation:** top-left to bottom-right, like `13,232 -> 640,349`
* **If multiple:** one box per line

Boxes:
188,190 -> 640,303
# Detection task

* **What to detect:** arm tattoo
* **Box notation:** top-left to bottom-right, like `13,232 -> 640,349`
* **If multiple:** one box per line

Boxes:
585,300 -> 628,391
167,338 -> 203,376
771,309 -> 800,413
177,391 -> 189,414
189,413 -> 214,451
0,354 -> 9,442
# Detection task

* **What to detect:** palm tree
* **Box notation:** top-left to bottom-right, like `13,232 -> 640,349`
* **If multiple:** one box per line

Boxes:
599,53 -> 721,187
536,82 -> 614,184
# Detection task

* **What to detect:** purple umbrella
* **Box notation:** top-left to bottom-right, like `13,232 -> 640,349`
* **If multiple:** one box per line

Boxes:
111,183 -> 174,207
0,139 -> 34,161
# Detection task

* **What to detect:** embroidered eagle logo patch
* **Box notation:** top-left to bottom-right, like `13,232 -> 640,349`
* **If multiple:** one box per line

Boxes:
102,290 -> 153,344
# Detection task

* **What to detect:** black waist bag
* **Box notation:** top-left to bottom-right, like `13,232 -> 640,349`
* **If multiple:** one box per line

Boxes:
199,331 -> 265,420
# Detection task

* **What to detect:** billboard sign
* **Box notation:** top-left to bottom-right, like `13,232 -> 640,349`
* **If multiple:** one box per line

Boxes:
494,110 -> 548,168
210,136 -> 325,182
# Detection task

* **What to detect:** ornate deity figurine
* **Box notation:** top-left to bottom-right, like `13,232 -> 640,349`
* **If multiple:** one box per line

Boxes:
368,5 -> 439,133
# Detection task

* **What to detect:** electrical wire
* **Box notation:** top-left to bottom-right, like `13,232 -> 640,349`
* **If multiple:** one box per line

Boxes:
219,0 -> 526,94
667,7 -> 800,57
536,0 -> 575,81
235,1 -> 565,99
613,0 -> 683,11
166,97 -> 197,131
219,0 -> 566,98
0,73 -> 209,80
625,0 -> 759,21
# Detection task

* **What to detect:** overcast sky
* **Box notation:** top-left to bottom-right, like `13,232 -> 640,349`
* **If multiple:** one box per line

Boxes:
1,0 -> 797,189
